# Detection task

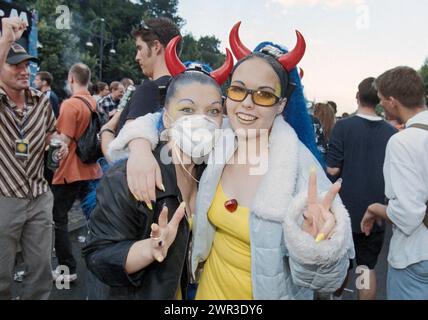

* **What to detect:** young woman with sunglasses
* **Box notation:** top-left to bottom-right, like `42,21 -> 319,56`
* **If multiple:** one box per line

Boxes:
82,37 -> 233,300
110,23 -> 354,300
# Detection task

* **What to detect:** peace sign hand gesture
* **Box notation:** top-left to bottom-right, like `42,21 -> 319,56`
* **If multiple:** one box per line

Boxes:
150,202 -> 186,263
301,168 -> 342,242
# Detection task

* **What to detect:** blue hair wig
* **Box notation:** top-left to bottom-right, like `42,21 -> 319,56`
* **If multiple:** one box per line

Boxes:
157,110 -> 165,132
253,42 -> 324,167
183,61 -> 213,73
80,157 -> 117,220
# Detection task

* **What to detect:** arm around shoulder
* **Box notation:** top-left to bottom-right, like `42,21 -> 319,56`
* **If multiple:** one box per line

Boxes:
108,112 -> 162,162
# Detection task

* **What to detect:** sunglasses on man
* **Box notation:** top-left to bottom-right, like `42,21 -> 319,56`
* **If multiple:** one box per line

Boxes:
138,20 -> 161,39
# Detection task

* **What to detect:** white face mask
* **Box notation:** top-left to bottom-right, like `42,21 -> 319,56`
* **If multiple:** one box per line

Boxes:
169,114 -> 220,162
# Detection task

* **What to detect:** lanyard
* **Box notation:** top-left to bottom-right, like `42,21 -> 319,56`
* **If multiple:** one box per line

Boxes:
15,104 -> 30,140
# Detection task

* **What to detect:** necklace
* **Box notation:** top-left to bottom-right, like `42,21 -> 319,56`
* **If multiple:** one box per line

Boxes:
224,199 -> 238,213
172,143 -> 200,183
221,181 -> 238,213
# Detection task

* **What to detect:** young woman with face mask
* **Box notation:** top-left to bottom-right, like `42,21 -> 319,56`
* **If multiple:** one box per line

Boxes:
82,37 -> 233,300
109,24 -> 354,300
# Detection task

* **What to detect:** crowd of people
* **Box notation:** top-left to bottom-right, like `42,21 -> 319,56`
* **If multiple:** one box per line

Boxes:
0,15 -> 427,301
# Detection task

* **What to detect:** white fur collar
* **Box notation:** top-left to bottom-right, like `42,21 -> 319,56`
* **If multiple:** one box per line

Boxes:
251,117 -> 299,222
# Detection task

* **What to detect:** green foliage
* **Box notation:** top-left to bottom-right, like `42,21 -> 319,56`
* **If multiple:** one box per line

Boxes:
11,0 -> 225,98
198,36 -> 225,69
419,57 -> 428,97
104,36 -> 142,83
142,0 -> 184,27
180,34 -> 199,61
181,34 -> 226,69
375,104 -> 385,117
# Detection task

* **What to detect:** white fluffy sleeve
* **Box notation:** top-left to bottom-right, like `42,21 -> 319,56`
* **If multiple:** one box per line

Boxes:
282,191 -> 355,293
283,191 -> 354,266
108,112 -> 162,162
281,144 -> 355,292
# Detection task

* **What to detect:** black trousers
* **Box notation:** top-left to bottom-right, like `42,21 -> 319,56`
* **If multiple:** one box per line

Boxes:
43,151 -> 54,186
51,181 -> 89,274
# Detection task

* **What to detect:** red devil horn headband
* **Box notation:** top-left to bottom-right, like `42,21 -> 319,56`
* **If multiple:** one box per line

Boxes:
229,21 -> 306,72
165,35 -> 234,85
229,22 -> 251,60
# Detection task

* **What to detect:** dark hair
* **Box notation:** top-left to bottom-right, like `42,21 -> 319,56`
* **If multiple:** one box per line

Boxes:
164,71 -> 222,108
95,81 -> 108,94
358,77 -> 380,107
314,103 -> 336,142
132,17 -> 181,52
69,63 -> 91,86
36,71 -> 53,86
327,100 -> 337,114
231,52 -> 290,98
375,66 -> 425,108
88,81 -> 94,95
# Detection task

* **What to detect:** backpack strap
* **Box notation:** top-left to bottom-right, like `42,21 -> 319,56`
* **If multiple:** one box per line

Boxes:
73,96 -> 95,113
73,96 -> 96,114
408,123 -> 428,131
407,123 -> 428,228
72,96 -> 95,141
424,202 -> 428,229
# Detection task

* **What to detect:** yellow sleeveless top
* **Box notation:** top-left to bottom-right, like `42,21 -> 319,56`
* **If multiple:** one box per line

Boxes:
196,183 -> 253,300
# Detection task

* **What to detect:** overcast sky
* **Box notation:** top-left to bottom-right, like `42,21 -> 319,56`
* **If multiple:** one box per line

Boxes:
177,0 -> 428,114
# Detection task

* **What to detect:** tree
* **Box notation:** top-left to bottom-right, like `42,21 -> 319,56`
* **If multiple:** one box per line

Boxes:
34,0 -> 82,97
104,36 -> 142,83
142,0 -> 184,27
181,34 -> 201,62
12,0 -> 226,97
198,36 -> 225,69
419,57 -> 428,97
181,34 -> 225,69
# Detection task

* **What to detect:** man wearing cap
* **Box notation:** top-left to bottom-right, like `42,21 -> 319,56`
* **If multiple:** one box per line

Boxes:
0,17 -> 67,300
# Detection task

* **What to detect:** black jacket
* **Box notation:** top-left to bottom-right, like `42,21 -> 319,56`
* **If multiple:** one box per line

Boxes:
83,143 -> 198,300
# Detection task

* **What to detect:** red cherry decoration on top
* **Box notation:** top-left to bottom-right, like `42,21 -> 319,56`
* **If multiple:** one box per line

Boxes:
224,199 -> 238,213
